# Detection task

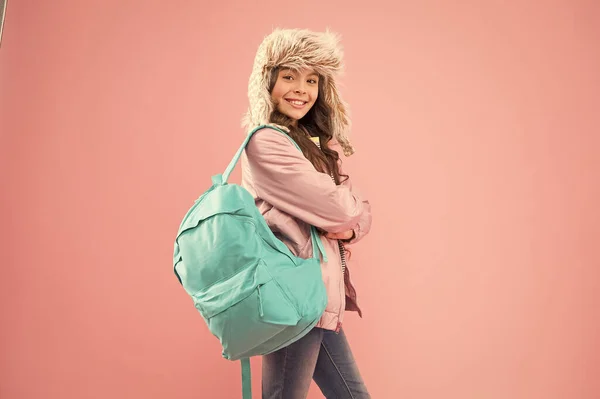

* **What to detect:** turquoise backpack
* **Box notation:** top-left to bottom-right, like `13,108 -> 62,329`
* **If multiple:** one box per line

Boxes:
173,125 -> 329,398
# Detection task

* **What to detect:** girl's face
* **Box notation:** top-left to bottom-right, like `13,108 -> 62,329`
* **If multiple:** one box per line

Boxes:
271,68 -> 319,123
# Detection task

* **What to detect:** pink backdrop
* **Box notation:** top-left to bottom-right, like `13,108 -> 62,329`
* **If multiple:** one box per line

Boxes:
1,0 -> 599,398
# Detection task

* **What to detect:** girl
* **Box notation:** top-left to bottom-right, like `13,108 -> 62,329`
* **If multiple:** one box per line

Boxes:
241,28 -> 372,399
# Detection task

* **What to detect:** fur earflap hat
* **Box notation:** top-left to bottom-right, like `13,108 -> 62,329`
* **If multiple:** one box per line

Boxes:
242,28 -> 355,156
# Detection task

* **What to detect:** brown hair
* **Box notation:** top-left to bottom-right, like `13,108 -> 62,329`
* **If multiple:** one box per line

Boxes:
268,68 -> 348,185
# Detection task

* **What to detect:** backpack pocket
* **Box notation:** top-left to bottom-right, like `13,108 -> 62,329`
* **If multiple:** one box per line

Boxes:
195,261 -> 302,360
256,276 -> 301,325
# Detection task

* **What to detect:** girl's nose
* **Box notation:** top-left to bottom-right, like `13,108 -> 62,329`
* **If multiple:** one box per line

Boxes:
293,82 -> 307,94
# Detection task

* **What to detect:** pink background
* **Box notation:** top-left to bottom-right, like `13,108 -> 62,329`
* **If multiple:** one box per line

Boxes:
1,0 -> 599,398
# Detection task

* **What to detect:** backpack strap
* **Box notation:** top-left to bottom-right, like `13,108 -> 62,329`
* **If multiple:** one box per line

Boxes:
216,125 -> 328,263
241,358 -> 252,399
310,222 -> 328,262
220,124 -> 295,184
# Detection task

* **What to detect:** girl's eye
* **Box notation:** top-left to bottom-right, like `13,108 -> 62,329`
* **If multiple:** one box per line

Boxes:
308,79 -> 317,84
283,75 -> 293,80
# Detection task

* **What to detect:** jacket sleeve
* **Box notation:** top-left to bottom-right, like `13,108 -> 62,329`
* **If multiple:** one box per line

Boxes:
329,139 -> 372,245
244,128 -> 365,233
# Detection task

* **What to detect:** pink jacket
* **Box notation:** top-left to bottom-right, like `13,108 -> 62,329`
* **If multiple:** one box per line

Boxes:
241,128 -> 372,332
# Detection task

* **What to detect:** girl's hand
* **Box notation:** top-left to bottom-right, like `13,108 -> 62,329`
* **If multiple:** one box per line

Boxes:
325,230 -> 355,241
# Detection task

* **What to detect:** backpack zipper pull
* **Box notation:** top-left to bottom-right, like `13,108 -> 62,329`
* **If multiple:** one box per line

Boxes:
257,285 -> 264,317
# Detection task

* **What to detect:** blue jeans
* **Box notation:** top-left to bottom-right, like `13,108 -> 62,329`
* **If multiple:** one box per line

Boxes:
262,327 -> 371,399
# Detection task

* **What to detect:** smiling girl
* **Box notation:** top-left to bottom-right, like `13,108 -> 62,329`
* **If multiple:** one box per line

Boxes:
241,29 -> 372,399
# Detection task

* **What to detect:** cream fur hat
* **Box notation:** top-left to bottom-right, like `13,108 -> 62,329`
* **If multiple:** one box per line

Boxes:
241,28 -> 355,156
